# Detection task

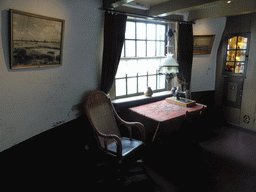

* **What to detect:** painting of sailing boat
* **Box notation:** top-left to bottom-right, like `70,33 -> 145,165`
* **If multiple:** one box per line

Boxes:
10,9 -> 65,69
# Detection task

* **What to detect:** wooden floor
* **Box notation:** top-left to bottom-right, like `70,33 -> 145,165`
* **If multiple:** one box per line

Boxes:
199,125 -> 256,192
88,123 -> 256,192
142,123 -> 256,192
2,117 -> 256,191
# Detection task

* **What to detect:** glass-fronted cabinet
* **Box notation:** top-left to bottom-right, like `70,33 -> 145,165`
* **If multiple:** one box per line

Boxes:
225,34 -> 250,75
223,33 -> 250,111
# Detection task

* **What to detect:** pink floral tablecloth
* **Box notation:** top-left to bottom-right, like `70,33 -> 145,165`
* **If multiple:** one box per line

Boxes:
129,100 -> 206,123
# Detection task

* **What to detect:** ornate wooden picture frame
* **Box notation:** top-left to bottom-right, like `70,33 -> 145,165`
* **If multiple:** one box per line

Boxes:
193,35 -> 215,55
9,9 -> 65,69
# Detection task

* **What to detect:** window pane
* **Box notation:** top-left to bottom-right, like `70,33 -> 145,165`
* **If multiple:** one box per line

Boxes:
236,50 -> 246,61
147,59 -> 159,74
126,59 -> 138,77
121,44 -> 124,57
226,51 -> 236,61
225,62 -> 235,72
235,62 -> 244,74
157,25 -> 165,40
137,59 -> 147,75
147,41 -> 156,57
147,24 -> 156,40
115,79 -> 126,96
126,59 -> 138,76
126,21 -> 135,39
116,60 -> 126,78
125,40 -> 135,57
137,22 -> 146,40
157,41 -> 165,56
158,74 -> 165,89
237,36 -> 247,49
148,75 -> 156,90
228,36 -> 237,49
127,77 -> 137,94
137,41 -> 146,57
138,76 -> 147,92
159,58 -> 166,64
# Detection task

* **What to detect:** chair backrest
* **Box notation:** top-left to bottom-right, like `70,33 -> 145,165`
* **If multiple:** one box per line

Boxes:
85,90 -> 121,148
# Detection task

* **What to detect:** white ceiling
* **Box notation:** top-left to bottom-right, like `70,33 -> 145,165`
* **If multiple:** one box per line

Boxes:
106,0 -> 256,21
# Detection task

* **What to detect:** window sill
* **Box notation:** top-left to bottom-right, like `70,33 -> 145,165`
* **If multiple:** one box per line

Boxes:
112,91 -> 173,105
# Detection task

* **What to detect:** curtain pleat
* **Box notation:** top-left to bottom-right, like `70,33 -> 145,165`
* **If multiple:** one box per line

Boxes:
100,12 -> 127,94
177,23 -> 194,90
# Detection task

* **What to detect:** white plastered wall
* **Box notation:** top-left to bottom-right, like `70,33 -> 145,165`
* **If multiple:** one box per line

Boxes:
191,17 -> 226,92
0,0 -> 103,151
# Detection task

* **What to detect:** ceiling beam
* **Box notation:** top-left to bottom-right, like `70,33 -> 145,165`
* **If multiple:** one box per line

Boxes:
112,6 -> 148,15
101,7 -> 192,23
148,0 -> 220,16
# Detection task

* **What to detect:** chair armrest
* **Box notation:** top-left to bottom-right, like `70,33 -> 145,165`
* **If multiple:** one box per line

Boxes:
97,132 -> 123,163
120,122 -> 146,144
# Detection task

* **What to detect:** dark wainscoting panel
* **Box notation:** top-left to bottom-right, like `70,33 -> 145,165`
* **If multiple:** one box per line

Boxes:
1,115 -> 98,157
2,91 -> 216,157
191,90 -> 215,109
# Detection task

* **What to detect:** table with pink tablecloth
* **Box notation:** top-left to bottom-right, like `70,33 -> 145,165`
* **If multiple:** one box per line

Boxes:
129,100 -> 206,142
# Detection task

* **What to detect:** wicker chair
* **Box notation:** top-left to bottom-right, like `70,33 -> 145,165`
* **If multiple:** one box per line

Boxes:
84,90 -> 146,166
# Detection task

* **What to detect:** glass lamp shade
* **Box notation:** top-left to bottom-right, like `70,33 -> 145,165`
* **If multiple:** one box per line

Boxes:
159,53 -> 179,74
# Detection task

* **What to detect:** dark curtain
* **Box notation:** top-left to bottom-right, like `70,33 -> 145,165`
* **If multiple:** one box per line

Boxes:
100,12 -> 127,94
177,23 -> 193,90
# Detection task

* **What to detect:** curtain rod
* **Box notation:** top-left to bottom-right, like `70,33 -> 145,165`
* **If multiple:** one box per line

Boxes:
100,8 -> 195,24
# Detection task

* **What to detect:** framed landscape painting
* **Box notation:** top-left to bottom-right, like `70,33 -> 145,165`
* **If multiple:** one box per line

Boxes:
9,9 -> 65,69
193,35 -> 215,55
